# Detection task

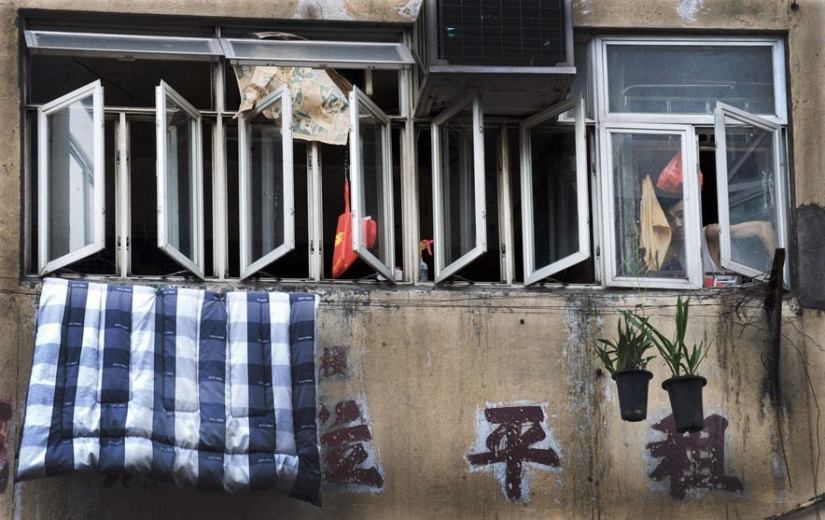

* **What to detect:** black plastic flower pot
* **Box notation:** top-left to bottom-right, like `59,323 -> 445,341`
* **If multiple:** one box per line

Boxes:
662,375 -> 707,433
611,369 -> 654,422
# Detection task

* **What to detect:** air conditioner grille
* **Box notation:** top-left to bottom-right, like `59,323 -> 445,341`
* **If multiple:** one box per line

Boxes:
437,0 -> 566,67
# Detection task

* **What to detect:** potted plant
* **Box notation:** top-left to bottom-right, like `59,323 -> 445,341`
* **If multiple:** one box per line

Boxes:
595,310 -> 656,422
633,296 -> 711,433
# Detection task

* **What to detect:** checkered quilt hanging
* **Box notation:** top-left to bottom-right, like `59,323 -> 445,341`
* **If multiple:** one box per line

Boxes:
17,278 -> 321,505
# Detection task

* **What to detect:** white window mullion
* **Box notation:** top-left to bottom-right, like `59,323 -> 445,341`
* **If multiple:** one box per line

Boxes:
399,66 -> 419,283
212,118 -> 227,279
497,123 -> 515,284
308,142 -> 324,281
116,113 -> 130,277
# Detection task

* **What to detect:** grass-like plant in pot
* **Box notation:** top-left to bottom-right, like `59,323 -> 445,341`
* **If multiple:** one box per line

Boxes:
595,310 -> 656,422
631,296 -> 711,433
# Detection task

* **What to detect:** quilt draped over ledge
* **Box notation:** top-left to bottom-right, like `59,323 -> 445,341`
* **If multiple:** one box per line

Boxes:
17,278 -> 321,506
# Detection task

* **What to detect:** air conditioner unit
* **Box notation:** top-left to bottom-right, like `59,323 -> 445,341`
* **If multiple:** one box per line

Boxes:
414,0 -> 575,116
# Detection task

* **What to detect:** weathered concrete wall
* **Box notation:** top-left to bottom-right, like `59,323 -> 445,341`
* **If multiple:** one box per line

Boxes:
1,0 -> 825,519
7,287 -> 813,518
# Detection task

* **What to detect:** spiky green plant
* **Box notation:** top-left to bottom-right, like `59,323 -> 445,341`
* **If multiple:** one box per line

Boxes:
594,310 -> 656,375
629,296 -> 710,376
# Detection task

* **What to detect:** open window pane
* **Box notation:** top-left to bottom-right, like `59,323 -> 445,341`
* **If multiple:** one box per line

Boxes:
432,95 -> 486,282
349,87 -> 395,281
520,96 -> 589,285
602,126 -> 702,288
38,80 -> 105,275
221,39 -> 414,69
714,102 -> 786,279
156,81 -> 204,278
239,85 -> 294,279
25,30 -> 222,60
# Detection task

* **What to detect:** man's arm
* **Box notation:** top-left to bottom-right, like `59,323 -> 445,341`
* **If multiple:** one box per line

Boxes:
704,221 -> 777,268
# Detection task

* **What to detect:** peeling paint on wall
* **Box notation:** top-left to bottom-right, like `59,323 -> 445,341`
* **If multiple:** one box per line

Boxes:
646,413 -> 743,499
466,402 -> 561,503
285,0 -> 422,22
676,0 -> 704,23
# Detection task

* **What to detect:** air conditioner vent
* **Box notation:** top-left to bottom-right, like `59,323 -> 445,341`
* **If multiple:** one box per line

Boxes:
437,0 -> 566,67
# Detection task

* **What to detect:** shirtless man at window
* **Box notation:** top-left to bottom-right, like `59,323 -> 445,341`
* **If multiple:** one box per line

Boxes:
662,198 -> 777,273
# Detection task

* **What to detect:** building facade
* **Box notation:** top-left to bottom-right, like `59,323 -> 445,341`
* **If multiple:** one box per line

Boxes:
2,0 -> 825,518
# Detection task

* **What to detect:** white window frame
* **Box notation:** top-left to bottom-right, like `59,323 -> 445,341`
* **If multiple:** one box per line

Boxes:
156,80 -> 205,279
594,36 -> 788,126
519,95 -> 589,285
24,30 -> 222,60
349,87 -> 396,282
599,123 -> 703,289
237,84 -> 294,280
593,34 -> 790,289
714,102 -> 789,281
431,94 -> 486,283
37,80 -> 105,275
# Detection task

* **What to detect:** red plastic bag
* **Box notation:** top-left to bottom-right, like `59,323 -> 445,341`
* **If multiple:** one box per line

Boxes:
332,181 -> 357,278
331,181 -> 380,278
656,151 -> 704,193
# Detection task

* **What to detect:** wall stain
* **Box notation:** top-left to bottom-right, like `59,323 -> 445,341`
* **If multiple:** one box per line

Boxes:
0,401 -> 11,494
797,204 -> 825,310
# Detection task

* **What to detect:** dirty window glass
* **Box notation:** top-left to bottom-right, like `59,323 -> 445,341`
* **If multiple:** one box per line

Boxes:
606,44 -> 775,116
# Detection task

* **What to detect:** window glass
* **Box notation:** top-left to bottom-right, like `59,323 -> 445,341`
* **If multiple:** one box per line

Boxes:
48,97 -> 96,256
521,98 -> 588,285
715,104 -> 784,278
607,44 -> 775,116
441,105 -> 477,265
432,96 -> 486,282
250,113 -> 286,261
38,81 -> 105,274
350,88 -> 394,280
156,82 -> 204,278
239,86 -> 294,279
165,98 -> 195,257
610,132 -> 687,279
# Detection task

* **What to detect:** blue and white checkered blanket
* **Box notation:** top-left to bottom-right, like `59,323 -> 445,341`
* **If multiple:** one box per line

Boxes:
17,278 -> 321,505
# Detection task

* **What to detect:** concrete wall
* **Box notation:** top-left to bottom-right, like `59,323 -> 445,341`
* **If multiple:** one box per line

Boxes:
2,1 -> 825,519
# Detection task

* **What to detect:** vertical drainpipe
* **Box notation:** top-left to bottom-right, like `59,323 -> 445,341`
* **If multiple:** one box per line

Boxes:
764,248 -> 786,404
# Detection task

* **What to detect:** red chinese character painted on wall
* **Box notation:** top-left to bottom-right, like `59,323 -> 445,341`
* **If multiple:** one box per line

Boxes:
320,347 -> 349,379
467,405 -> 561,501
320,399 -> 384,489
647,414 -> 743,499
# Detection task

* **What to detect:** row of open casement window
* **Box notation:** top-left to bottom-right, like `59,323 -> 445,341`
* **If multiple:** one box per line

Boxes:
24,26 -> 792,289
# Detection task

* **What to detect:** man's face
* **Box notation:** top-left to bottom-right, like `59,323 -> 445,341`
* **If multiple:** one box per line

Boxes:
666,199 -> 685,241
